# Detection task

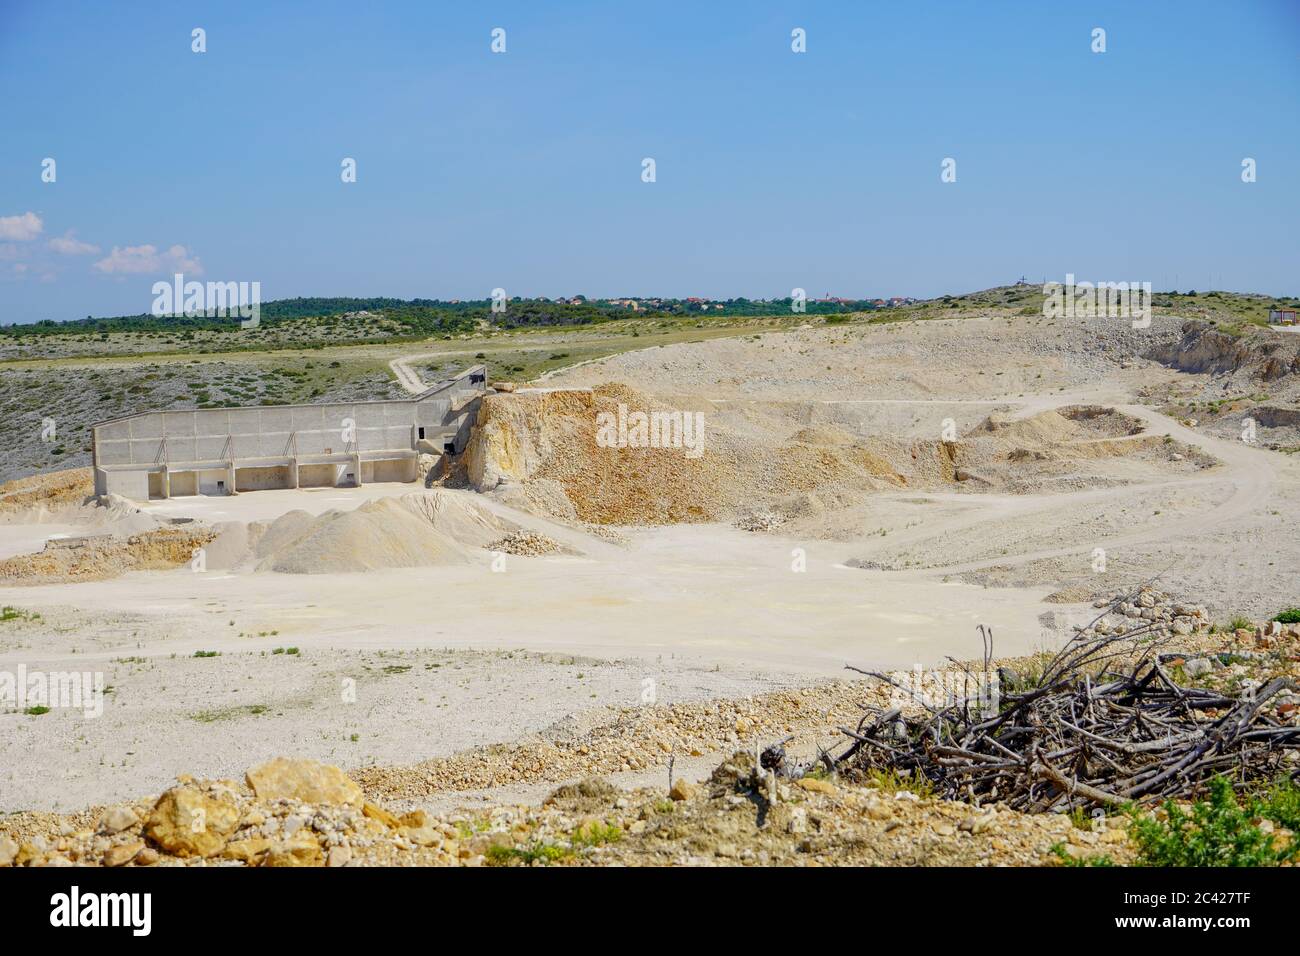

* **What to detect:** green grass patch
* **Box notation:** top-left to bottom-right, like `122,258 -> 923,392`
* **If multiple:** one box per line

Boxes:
0,606 -> 41,623
865,767 -> 935,799
190,704 -> 270,722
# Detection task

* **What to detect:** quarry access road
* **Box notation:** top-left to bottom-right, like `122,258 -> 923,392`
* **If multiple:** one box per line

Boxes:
389,353 -> 433,394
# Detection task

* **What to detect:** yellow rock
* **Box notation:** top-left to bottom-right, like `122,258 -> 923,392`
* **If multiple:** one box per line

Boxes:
222,837 -> 274,864
245,758 -> 363,807
400,809 -> 429,829
796,777 -> 837,796
864,799 -> 892,820
102,841 -> 144,867
403,826 -> 442,847
15,843 -> 40,867
363,801 -> 402,829
260,839 -> 323,867
669,778 -> 695,802
144,787 -> 240,858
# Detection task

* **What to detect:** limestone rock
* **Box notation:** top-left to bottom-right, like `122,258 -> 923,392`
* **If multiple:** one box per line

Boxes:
103,841 -> 144,867
0,836 -> 17,867
796,777 -> 837,796
669,778 -> 695,802
245,758 -> 363,807
222,837 -> 273,864
260,838 -> 323,867
144,786 -> 240,858
327,845 -> 352,867
362,801 -> 401,829
99,807 -> 139,835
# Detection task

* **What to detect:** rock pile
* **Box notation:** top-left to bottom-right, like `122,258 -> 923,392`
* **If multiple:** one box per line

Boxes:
488,530 -> 561,556
0,526 -> 216,584
0,751 -> 1131,868
733,511 -> 786,533
0,759 -> 463,868
1090,586 -> 1209,638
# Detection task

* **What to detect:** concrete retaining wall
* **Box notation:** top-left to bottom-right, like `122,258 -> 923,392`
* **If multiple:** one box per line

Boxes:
92,366 -> 487,500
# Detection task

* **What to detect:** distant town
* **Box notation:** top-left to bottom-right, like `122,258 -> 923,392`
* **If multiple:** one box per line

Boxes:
528,294 -> 920,312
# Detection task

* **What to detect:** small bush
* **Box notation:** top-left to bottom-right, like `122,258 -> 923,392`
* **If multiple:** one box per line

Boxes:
1128,776 -> 1299,867
1272,608 -> 1300,624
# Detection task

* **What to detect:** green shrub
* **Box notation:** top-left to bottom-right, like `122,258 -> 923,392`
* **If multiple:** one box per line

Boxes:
1272,608 -> 1300,624
1128,777 -> 1299,867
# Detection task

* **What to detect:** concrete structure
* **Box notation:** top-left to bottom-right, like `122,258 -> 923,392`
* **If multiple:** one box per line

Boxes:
1269,308 -> 1297,326
92,365 -> 488,500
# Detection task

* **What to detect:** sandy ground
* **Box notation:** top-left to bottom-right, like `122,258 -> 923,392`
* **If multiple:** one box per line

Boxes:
3,314 -> 1297,812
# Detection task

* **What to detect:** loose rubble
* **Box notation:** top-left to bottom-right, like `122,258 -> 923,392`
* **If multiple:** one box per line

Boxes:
487,530 -> 562,556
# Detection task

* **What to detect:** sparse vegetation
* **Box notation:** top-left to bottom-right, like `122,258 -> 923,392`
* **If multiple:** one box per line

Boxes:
0,605 -> 40,623
1127,776 -> 1300,867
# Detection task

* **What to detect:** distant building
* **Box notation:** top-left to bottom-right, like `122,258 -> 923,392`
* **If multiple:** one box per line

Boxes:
1269,308 -> 1297,326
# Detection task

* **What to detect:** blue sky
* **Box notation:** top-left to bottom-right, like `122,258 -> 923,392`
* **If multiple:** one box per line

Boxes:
1,0 -> 1297,323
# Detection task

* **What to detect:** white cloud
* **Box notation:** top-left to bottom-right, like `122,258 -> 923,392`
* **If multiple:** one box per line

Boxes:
48,231 -> 101,255
93,243 -> 203,277
0,212 -> 43,241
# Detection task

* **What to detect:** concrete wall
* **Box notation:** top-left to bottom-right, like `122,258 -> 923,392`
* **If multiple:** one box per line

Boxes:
297,463 -> 337,488
369,458 -> 416,483
234,465 -> 292,492
168,471 -> 199,496
101,470 -> 150,500
92,366 -> 487,500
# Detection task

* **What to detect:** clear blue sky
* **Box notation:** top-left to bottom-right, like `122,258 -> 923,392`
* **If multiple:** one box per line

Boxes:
1,0 -> 1297,323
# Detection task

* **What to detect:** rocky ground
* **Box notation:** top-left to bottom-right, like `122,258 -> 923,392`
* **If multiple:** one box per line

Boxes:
4,610 -> 1297,868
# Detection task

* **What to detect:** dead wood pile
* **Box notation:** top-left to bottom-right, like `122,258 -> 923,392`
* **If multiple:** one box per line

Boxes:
830,600 -> 1300,812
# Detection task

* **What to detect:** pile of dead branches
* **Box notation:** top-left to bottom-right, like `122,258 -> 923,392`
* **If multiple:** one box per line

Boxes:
832,614 -> 1300,812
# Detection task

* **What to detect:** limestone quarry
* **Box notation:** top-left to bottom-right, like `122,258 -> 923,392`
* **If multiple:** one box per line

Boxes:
3,310 -> 1300,867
